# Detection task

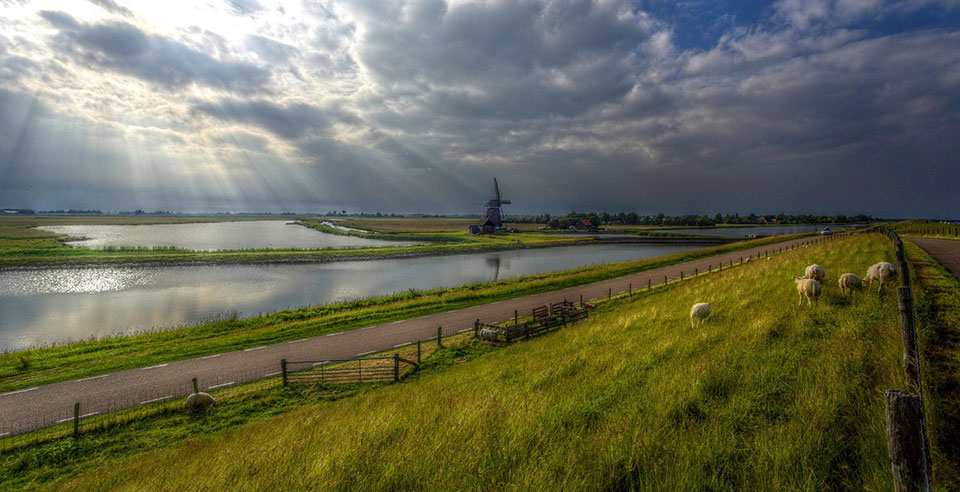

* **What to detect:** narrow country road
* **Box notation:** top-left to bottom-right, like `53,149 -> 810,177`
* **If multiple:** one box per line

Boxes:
0,233 -> 846,437
908,237 -> 960,281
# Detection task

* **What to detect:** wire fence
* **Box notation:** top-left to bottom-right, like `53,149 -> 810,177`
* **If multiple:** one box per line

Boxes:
0,229 -> 861,454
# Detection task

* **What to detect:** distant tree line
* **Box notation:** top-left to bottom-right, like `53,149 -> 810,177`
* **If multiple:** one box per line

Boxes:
508,212 -> 874,229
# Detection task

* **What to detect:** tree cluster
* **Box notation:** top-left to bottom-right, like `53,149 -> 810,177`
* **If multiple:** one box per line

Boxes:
509,212 -> 873,229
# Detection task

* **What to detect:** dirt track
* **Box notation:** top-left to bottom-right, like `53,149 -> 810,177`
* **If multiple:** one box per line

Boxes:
0,233 -> 844,437
908,238 -> 960,281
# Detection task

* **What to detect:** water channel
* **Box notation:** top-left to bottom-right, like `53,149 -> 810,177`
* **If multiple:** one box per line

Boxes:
37,220 -> 419,250
0,242 -> 701,350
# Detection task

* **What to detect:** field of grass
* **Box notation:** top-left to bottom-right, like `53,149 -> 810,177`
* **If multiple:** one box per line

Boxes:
332,216 -> 544,233
906,240 -> 960,489
897,219 -> 960,240
0,233 -> 812,394
31,233 -> 905,491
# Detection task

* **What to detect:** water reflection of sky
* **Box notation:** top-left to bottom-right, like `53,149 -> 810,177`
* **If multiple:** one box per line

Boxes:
37,220 -> 421,251
0,243 -> 701,350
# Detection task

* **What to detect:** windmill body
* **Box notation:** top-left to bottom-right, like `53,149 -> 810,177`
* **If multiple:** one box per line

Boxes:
469,178 -> 511,234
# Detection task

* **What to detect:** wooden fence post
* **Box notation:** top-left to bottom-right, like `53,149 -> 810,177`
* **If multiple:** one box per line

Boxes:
680,271 -> 684,280
73,402 -> 80,439
885,390 -> 932,492
648,278 -> 651,290
898,287 -> 922,393
192,377 -> 199,394
629,283 -> 632,296
695,267 -> 698,276
580,294 -> 583,307
393,353 -> 399,382
281,359 -> 288,387
474,319 -> 480,338
437,327 -> 443,347
664,274 -> 668,285
417,341 -> 421,364
515,309 -> 518,325
608,287 -> 612,301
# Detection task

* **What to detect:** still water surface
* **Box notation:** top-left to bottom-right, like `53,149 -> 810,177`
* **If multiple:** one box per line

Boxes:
37,220 -> 419,250
0,243 -> 700,350
660,224 -> 849,237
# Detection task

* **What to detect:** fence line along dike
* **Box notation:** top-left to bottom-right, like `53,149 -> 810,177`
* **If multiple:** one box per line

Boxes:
878,225 -> 933,491
0,230 -> 860,447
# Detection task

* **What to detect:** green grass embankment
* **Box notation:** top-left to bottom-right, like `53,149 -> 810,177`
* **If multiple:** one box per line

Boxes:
0,234 -> 813,393
906,241 -> 960,489
38,233 -> 903,491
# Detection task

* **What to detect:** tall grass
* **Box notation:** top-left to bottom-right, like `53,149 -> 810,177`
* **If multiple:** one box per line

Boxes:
49,234 -> 904,491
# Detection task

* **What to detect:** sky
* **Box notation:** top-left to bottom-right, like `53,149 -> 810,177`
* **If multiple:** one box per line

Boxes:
0,0 -> 958,217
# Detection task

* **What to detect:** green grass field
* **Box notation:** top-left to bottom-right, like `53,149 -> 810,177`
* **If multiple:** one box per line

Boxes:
0,233 -> 810,394
36,233 -> 907,491
907,240 -> 960,488
897,220 -> 960,240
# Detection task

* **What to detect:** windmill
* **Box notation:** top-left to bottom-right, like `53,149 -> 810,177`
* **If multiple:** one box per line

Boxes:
469,178 -> 511,234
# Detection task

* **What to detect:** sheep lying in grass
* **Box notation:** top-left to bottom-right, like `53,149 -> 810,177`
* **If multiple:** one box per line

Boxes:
690,302 -> 711,328
796,277 -> 821,307
865,262 -> 898,293
803,264 -> 826,282
185,378 -> 216,411
838,273 -> 864,296
185,391 -> 216,411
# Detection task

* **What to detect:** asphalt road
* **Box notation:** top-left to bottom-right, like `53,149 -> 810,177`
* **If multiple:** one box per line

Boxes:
0,233 -> 845,437
908,237 -> 960,281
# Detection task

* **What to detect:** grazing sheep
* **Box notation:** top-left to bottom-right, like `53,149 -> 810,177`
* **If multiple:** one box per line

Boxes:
838,273 -> 864,296
690,302 -> 711,328
479,328 -> 500,341
803,264 -> 826,282
796,277 -> 822,307
865,262 -> 898,293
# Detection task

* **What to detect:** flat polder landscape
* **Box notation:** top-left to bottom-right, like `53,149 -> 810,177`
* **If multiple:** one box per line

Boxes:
2,1 -> 960,490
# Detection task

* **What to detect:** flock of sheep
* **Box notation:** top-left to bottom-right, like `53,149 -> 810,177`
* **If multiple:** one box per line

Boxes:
689,259 -> 900,327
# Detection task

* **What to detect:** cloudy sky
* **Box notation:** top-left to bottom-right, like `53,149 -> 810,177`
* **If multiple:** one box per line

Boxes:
0,0 -> 958,217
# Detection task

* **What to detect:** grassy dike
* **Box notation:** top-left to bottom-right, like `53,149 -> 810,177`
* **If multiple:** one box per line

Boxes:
0,234 -> 812,394
25,232 -> 904,491
906,241 -> 960,489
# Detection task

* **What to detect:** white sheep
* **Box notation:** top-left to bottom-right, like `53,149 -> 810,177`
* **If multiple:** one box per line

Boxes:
865,262 -> 898,293
838,273 -> 864,296
803,264 -> 826,282
796,277 -> 821,307
185,377 -> 216,411
690,302 -> 711,328
479,328 -> 500,341
185,391 -> 216,411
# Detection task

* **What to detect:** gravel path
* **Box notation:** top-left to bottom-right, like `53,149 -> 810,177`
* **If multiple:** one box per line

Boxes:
908,237 -> 960,281
0,233 -> 841,437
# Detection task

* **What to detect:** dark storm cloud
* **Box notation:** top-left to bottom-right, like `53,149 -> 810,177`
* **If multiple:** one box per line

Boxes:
87,0 -> 134,18
38,11 -> 269,93
191,99 -> 357,140
352,0 -> 657,120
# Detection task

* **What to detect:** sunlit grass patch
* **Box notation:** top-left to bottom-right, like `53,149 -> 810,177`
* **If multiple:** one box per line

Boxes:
43,233 -> 904,491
